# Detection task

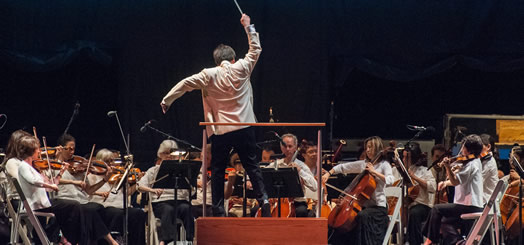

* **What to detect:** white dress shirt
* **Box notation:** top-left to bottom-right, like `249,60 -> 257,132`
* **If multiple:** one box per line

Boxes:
409,165 -> 436,208
265,158 -> 317,202
331,160 -> 394,208
17,161 -> 51,210
137,164 -> 190,203
161,25 -> 261,137
481,155 -> 499,204
454,158 -> 484,208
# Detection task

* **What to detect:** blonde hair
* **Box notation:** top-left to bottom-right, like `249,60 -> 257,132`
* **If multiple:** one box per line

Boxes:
157,140 -> 179,158
96,148 -> 114,163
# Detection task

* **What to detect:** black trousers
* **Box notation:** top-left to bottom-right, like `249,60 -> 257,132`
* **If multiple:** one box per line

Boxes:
152,200 -> 194,242
407,203 -> 431,245
328,206 -> 389,245
422,203 -> 483,244
38,199 -> 85,244
102,207 -> 146,245
210,127 -> 268,217
294,201 -> 309,217
80,202 -> 111,244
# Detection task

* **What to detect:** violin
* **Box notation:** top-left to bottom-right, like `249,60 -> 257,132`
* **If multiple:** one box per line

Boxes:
33,159 -> 67,171
65,155 -> 89,174
108,167 -> 142,184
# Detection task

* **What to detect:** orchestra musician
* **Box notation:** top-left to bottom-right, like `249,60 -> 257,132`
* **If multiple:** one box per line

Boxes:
501,145 -> 524,244
299,140 -> 329,217
321,136 -> 394,245
422,134 -> 485,245
403,142 -> 436,245
265,133 -> 317,217
89,148 -> 146,245
159,13 -> 270,217
11,134 -> 87,244
479,134 -> 499,203
137,140 -> 194,244
53,134 -> 119,245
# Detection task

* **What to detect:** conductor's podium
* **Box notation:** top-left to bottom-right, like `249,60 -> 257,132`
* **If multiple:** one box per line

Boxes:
196,217 -> 328,244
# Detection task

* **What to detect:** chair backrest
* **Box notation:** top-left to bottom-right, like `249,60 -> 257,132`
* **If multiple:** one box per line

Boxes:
382,186 -> 402,245
464,180 -> 507,245
10,177 -> 50,245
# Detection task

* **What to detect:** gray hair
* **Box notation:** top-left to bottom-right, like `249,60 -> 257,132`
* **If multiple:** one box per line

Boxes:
157,140 -> 179,158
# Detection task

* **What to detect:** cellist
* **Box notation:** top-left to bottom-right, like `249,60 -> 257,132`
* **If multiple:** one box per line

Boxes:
321,136 -> 394,245
422,134 -> 484,245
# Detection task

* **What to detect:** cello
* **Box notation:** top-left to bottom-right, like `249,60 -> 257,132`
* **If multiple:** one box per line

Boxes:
327,149 -> 385,232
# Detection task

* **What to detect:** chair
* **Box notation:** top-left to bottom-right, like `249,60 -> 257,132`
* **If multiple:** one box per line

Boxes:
146,193 -> 187,245
383,186 -> 403,245
11,177 -> 53,245
461,180 -> 508,245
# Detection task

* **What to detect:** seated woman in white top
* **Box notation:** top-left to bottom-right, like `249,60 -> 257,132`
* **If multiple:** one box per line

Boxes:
137,140 -> 195,244
89,148 -> 146,245
322,136 -> 394,245
15,135 -> 87,244
402,142 -> 436,245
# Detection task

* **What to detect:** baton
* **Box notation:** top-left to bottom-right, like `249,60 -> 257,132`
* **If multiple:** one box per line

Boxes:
233,0 -> 244,15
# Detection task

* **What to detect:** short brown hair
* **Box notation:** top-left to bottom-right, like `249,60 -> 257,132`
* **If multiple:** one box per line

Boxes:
213,44 -> 236,66
15,135 -> 40,160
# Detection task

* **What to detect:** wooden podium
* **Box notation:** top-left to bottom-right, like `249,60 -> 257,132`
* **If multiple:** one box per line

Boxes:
196,217 -> 328,244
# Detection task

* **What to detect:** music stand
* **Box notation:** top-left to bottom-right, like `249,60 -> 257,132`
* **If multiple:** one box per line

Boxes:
261,167 -> 304,217
153,160 -> 201,241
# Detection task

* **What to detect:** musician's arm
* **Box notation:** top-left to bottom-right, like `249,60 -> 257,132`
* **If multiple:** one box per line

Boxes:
445,163 -> 461,186
330,160 -> 365,175
298,164 -> 317,192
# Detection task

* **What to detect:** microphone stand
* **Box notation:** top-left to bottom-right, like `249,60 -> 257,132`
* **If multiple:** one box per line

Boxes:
63,104 -> 79,135
144,124 -> 202,151
108,111 -> 131,245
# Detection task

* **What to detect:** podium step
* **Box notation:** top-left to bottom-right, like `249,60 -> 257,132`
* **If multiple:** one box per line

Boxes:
196,217 -> 327,245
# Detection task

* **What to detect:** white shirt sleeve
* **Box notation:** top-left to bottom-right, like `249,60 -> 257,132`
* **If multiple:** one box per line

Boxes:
297,163 -> 317,192
332,160 -> 366,175
18,163 -> 45,187
161,71 -> 209,107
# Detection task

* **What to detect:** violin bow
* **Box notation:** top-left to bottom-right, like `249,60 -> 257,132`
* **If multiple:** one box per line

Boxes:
41,136 -> 59,188
83,144 -> 96,183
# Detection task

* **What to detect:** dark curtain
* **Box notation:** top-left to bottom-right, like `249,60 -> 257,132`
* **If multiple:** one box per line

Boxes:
1,0 -> 523,167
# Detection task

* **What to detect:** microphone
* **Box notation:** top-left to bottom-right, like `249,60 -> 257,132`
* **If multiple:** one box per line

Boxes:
407,125 -> 435,132
73,102 -> 80,115
272,131 -> 287,146
107,111 -> 117,118
140,120 -> 154,133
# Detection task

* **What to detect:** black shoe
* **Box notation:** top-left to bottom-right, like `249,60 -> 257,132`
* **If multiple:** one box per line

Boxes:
261,203 -> 271,217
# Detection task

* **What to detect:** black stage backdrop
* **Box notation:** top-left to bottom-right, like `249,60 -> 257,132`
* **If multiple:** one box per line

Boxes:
1,0 -> 523,169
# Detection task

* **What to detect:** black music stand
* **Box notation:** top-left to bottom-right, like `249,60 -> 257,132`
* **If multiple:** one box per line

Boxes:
152,160 -> 201,241
261,167 -> 304,217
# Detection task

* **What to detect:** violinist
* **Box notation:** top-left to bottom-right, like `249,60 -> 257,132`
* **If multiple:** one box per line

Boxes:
479,134 -> 499,204
403,142 -> 436,245
13,135 -> 87,244
321,136 -> 394,245
53,134 -> 120,245
137,140 -> 194,244
89,149 -> 146,245
265,133 -> 318,217
422,134 -> 484,245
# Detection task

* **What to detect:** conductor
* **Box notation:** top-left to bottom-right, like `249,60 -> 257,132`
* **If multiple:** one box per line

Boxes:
161,14 -> 270,217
